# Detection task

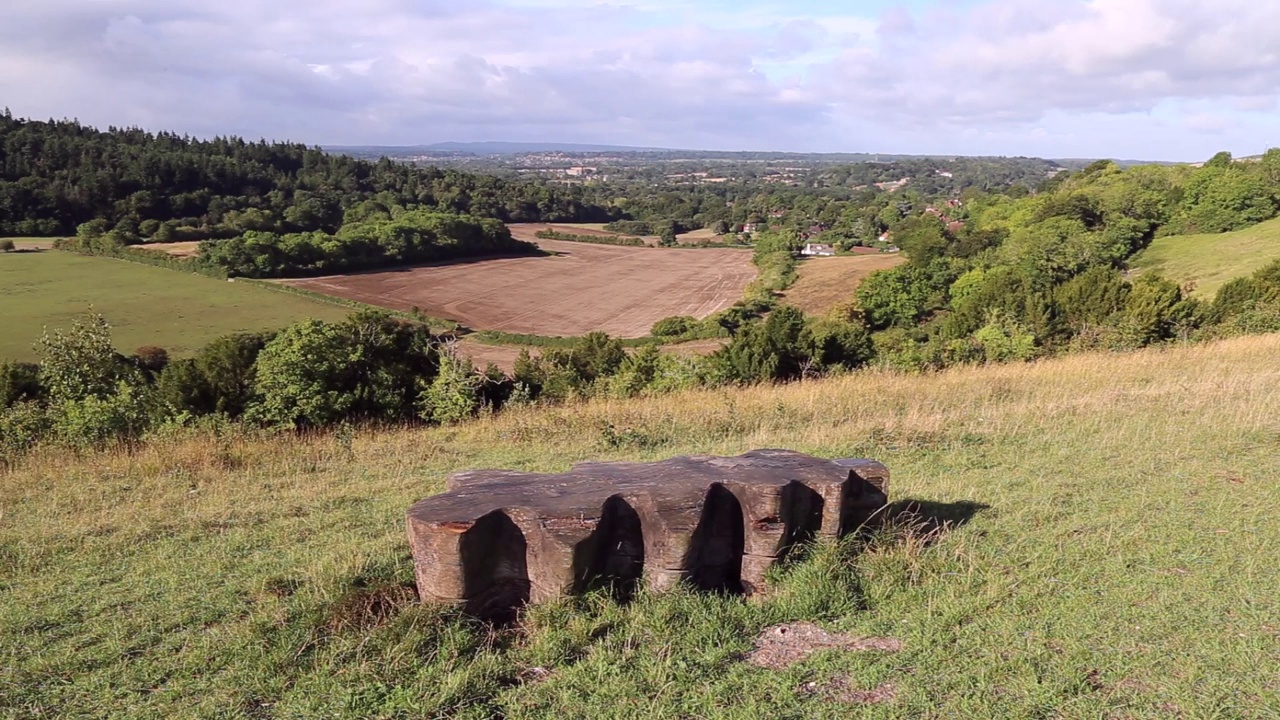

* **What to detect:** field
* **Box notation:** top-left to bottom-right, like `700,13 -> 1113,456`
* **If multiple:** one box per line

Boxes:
513,222 -> 660,245
781,253 -> 907,315
283,233 -> 756,339
1131,217 -> 1280,297
4,335 -> 1279,717
0,250 -> 353,361
138,241 -> 202,258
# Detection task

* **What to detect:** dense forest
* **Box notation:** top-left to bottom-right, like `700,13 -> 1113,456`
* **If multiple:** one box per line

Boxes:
0,112 -> 611,238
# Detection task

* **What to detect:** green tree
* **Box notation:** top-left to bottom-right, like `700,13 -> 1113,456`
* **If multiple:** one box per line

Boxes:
37,313 -> 124,402
417,347 -> 480,424
247,320 -> 358,428
0,239 -> 14,253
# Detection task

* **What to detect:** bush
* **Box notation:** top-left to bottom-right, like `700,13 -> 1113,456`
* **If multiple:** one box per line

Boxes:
0,239 -> 15,252
0,402 -> 52,462
417,349 -> 481,424
247,320 -> 360,428
51,381 -> 155,449
0,362 -> 43,408
37,313 -> 129,402
651,316 -> 697,337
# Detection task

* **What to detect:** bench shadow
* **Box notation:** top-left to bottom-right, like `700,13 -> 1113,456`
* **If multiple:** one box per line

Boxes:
880,498 -> 989,545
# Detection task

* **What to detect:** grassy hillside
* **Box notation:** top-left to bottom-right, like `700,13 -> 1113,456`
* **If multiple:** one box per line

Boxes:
1131,217 -> 1280,297
0,250 -> 353,361
3,337 -> 1280,718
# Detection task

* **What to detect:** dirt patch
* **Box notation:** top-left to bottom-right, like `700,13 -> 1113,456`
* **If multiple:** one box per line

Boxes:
746,623 -> 902,669
509,223 -> 659,245
798,679 -> 898,705
284,235 -> 755,339
138,241 -> 202,258
782,254 -> 906,316
324,582 -> 417,633
457,340 -> 536,372
663,337 -> 728,357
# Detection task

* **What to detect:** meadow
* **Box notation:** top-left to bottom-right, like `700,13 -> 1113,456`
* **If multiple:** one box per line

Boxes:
0,250 -> 353,361
1131,216 -> 1280,297
2,335 -> 1278,718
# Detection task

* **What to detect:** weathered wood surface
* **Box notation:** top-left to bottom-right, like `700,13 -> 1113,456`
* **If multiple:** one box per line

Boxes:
405,449 -> 888,619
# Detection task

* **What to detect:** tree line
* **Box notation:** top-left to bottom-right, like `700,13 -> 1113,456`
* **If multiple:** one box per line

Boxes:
0,112 -> 612,239
854,152 -> 1280,367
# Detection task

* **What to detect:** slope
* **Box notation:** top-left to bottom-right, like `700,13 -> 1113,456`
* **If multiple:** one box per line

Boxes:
2,336 -> 1279,718
1130,216 -> 1280,297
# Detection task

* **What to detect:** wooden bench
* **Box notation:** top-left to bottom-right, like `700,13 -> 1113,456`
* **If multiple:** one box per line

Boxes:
406,449 -> 888,620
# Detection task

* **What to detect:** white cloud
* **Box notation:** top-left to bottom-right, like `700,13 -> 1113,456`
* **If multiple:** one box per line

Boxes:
0,0 -> 1277,156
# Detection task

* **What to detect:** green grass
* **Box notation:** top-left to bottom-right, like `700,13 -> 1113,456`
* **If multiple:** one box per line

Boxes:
3,336 -> 1279,717
0,250 -> 354,362
1131,216 -> 1280,297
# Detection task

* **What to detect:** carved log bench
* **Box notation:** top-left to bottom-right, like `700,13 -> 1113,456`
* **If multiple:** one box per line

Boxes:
405,449 -> 888,620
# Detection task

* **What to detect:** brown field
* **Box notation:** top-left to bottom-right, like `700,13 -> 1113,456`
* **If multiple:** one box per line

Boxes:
781,253 -> 906,315
510,222 -> 659,245
283,235 -> 756,338
137,241 -> 202,258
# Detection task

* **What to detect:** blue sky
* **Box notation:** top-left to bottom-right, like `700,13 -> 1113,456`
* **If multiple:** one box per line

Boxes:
2,0 -> 1278,160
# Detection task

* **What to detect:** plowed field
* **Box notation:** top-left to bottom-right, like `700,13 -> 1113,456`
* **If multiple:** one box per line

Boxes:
282,228 -> 756,338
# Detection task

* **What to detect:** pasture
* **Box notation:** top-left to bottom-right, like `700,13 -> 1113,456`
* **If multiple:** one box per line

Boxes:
782,253 -> 907,316
0,250 -> 352,361
1131,216 -> 1280,297
283,234 -> 756,339
4,335 -> 1279,717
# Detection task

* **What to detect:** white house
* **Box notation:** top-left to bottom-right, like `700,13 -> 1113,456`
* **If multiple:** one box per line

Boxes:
800,243 -> 836,257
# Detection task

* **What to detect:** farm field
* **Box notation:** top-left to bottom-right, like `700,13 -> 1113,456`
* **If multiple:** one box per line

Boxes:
138,240 -> 203,258
0,250 -> 353,361
782,253 -> 907,315
4,335 -> 1280,717
283,234 -> 756,339
1130,217 -> 1280,297
512,222 -> 660,245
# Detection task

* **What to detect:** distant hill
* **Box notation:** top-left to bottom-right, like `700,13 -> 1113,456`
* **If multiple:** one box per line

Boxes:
327,141 -> 675,157
1131,216 -> 1280,297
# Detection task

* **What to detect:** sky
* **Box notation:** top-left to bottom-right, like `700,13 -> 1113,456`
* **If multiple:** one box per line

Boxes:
2,0 -> 1279,160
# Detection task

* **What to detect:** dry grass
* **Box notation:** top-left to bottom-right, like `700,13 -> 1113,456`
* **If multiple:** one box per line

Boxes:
782,254 -> 907,315
4,335 -> 1280,718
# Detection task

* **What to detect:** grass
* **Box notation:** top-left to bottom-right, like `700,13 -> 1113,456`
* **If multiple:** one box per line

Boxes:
3,335 -> 1280,717
1131,217 -> 1280,297
782,254 -> 907,316
0,250 -> 354,361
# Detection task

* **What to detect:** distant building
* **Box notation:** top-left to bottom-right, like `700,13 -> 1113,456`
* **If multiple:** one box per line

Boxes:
742,222 -> 764,234
800,243 -> 836,257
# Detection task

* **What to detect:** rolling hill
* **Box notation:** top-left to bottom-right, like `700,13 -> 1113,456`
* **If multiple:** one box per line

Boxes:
4,335 -> 1279,717
1130,217 -> 1280,297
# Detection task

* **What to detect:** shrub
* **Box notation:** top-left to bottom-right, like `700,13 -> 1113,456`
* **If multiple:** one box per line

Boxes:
651,316 -> 697,337
0,239 -> 14,252
132,346 -> 170,376
0,402 -> 52,462
247,320 -> 360,428
51,381 -> 156,449
417,349 -> 480,424
37,313 -> 128,402
0,362 -> 43,409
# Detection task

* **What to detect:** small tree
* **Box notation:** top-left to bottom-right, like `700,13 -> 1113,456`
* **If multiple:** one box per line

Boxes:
0,239 -> 15,253
37,313 -> 123,402
417,346 -> 480,424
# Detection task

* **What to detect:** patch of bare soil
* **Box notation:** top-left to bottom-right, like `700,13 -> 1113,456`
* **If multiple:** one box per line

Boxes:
745,622 -> 902,669
797,679 -> 898,705
284,235 -> 755,338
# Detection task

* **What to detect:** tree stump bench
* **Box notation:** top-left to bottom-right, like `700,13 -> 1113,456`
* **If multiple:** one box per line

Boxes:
405,449 -> 888,620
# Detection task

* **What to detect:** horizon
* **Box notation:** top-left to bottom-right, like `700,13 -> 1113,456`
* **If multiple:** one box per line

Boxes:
2,1 -> 1279,161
